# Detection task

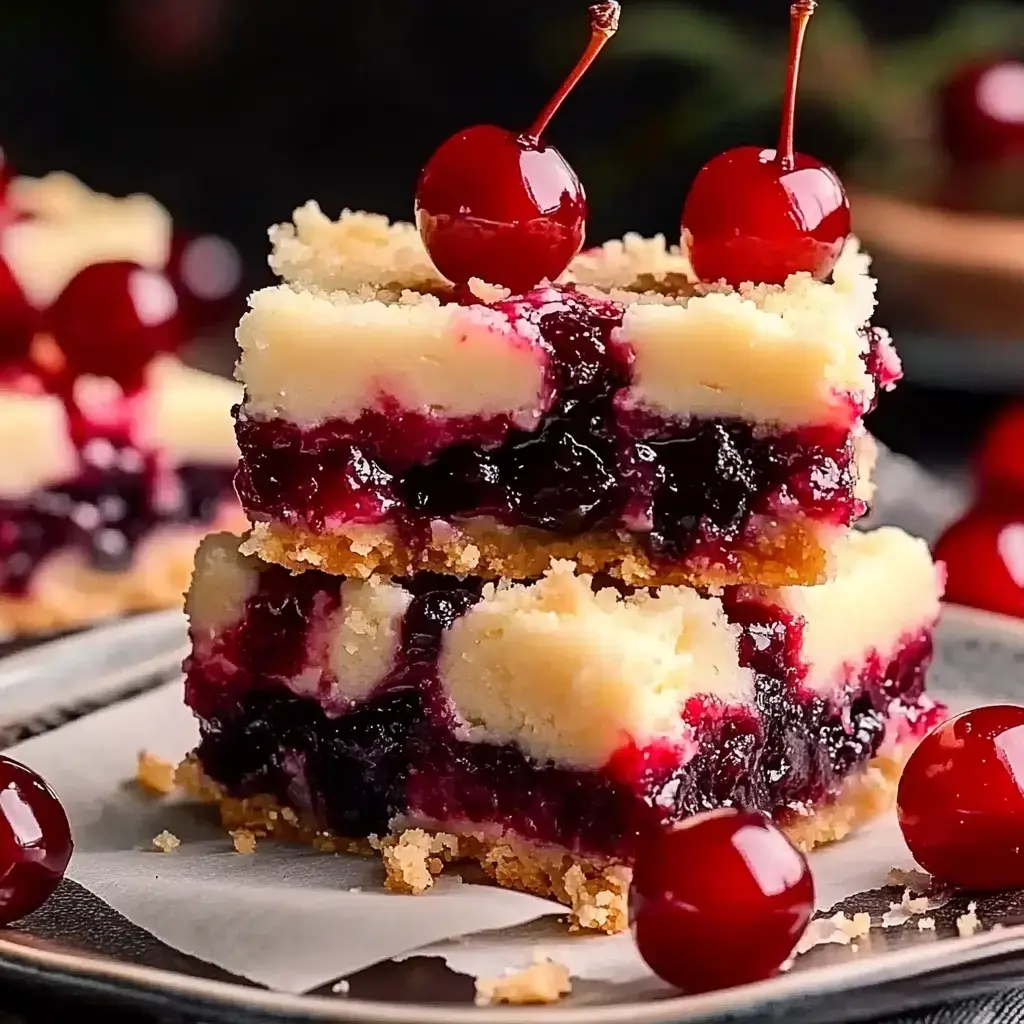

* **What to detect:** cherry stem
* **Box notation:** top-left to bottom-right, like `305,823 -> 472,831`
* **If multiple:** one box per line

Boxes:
525,1 -> 621,143
776,0 -> 817,171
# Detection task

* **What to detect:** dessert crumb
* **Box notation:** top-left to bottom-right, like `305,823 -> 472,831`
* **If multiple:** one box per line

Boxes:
136,751 -> 177,795
474,959 -> 571,1006
152,830 -> 180,853
957,902 -> 981,938
467,278 -> 511,304
229,828 -> 257,855
917,917 -> 936,931
901,888 -> 931,915
331,979 -> 350,995
885,867 -> 933,892
381,829 -> 459,895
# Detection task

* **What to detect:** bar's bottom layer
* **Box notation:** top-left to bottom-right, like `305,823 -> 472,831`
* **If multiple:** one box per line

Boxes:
176,746 -> 906,934
242,514 -> 830,589
0,509 -> 244,635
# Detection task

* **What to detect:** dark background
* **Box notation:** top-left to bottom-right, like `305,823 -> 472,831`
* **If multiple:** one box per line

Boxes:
0,0 -> 989,282
0,0 -> 1019,464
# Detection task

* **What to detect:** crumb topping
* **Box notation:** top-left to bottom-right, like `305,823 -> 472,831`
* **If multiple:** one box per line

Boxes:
474,959 -> 572,1006
438,559 -> 751,767
136,750 -> 176,795
152,830 -> 180,853
244,208 -> 881,430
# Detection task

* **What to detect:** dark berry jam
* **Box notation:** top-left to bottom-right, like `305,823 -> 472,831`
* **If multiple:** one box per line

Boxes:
0,455 -> 235,596
234,285 -> 880,561
187,562 -> 939,860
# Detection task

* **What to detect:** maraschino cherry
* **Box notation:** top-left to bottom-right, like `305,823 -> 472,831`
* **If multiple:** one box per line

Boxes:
630,809 -> 814,993
898,705 -> 1024,890
939,57 -> 1024,168
415,2 -> 620,294
975,402 -> 1024,500
46,261 -> 182,393
934,505 -> 1024,619
0,259 -> 36,365
681,1 -> 850,287
0,756 -> 73,924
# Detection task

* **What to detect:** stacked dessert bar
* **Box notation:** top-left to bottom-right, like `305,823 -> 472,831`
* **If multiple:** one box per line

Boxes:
181,205 -> 945,932
0,172 -> 243,634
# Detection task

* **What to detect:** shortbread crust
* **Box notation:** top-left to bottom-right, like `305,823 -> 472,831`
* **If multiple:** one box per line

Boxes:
176,746 -> 907,934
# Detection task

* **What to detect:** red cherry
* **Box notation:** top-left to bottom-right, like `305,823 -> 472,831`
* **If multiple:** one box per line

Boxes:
47,261 -> 182,392
682,1 -> 850,287
939,57 -> 1024,167
0,756 -> 73,924
976,402 -> 1024,500
415,3 -> 620,294
898,705 -> 1024,890
933,505 -> 1024,619
0,257 -> 37,365
630,809 -> 814,993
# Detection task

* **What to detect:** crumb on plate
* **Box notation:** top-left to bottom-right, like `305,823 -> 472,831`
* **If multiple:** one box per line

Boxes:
229,828 -> 257,854
957,902 -> 981,938
885,867 -> 933,892
331,979 -> 350,995
474,959 -> 572,1006
917,917 -> 936,931
152,830 -> 180,853
136,750 -> 177,795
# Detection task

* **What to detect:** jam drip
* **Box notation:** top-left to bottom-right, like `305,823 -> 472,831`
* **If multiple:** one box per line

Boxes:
189,564 -> 939,857
235,286 -> 876,562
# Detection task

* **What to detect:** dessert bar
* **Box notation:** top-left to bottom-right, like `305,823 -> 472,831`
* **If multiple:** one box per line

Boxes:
0,172 -> 243,633
183,526 -> 943,931
233,205 -> 894,589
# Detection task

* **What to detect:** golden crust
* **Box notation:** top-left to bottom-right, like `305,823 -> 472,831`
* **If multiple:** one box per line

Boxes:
241,518 -> 829,589
178,747 -> 908,935
0,509 -> 245,637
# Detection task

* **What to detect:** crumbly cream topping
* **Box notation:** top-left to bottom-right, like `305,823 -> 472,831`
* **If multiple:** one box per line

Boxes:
326,577 -> 411,702
4,172 -> 172,308
186,533 -> 260,635
243,208 -> 881,429
438,560 -> 752,768
237,285 -> 549,426
0,356 -> 238,500
743,527 -> 943,694
0,388 -> 79,498
268,202 -> 448,295
142,356 -> 241,467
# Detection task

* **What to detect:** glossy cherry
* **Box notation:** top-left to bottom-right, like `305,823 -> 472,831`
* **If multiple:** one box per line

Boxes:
975,402 -> 1024,499
681,1 -> 850,287
0,258 -> 37,365
0,756 -> 73,924
933,504 -> 1024,619
46,261 -> 182,392
898,705 -> 1024,890
630,809 -> 814,993
939,57 -> 1024,167
414,2 -> 620,294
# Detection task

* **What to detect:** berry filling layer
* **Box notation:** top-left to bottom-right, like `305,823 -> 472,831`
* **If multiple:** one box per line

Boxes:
0,458 -> 236,596
185,528 -> 943,861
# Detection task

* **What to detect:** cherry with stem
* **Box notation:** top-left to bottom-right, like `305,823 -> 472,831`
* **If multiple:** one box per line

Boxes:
681,0 -> 851,288
415,3 -> 620,295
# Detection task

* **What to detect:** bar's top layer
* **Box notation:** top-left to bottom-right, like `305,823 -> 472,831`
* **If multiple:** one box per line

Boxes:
236,204 -> 887,429
0,357 -> 240,499
2,172 -> 172,308
187,527 -> 941,771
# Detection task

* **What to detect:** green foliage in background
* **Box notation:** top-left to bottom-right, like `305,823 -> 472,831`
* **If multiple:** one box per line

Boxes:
608,1 -> 1024,189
